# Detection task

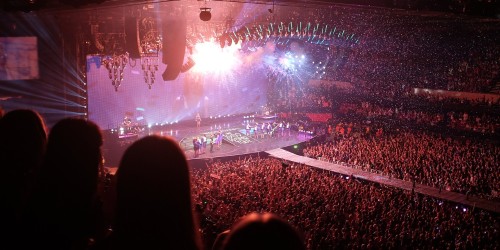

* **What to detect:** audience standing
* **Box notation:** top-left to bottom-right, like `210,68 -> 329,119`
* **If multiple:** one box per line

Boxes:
304,129 -> 500,198
192,157 -> 500,249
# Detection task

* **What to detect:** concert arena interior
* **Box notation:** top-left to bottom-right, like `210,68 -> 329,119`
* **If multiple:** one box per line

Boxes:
1,0 -> 499,249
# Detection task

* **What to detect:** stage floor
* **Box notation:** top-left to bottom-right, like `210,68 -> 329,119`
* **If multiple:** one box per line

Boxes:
102,116 -> 313,167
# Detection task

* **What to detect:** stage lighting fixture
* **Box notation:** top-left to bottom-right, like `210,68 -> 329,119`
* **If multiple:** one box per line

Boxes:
199,7 -> 212,21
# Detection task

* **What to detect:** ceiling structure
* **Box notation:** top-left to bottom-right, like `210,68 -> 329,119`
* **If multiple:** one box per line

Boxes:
2,0 -> 499,18
1,1 -> 384,12
0,0 -> 498,124
3,0 -> 494,63
3,0 -> 498,56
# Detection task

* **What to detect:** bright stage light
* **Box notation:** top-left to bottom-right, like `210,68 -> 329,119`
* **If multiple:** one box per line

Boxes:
279,57 -> 292,69
191,40 -> 241,73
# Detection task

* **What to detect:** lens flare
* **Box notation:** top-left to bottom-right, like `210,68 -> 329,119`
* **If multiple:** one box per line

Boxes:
191,40 -> 242,74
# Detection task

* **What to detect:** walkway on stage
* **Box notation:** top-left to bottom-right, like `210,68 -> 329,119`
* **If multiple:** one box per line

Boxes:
266,148 -> 500,214
178,121 -> 312,160
102,116 -> 313,166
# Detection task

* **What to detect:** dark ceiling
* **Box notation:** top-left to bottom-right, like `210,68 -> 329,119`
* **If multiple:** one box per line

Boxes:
1,0 -> 499,18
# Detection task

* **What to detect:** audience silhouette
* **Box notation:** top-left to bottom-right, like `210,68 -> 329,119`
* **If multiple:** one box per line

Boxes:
1,109 -> 494,250
100,135 -> 202,250
211,230 -> 230,250
222,212 -> 306,250
0,109 -> 47,248
25,118 -> 105,250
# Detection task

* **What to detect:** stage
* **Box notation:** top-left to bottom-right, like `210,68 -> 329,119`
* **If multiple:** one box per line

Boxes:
101,115 -> 314,167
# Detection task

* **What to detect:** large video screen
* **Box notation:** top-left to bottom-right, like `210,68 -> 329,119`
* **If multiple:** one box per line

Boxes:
87,44 -> 269,130
0,37 -> 39,80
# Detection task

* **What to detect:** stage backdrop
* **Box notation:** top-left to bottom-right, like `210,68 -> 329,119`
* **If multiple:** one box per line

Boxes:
86,54 -> 267,130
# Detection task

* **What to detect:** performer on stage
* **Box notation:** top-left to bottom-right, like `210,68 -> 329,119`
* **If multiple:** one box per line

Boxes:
266,123 -> 272,138
260,123 -> 266,139
216,130 -> 223,149
278,121 -> 284,137
193,137 -> 199,157
254,123 -> 259,138
201,135 -> 207,154
245,123 -> 251,136
209,134 -> 214,153
195,113 -> 201,128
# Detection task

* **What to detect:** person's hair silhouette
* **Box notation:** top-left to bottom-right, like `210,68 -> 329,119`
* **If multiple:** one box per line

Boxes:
0,109 -> 47,247
25,118 -> 104,249
111,135 -> 202,250
223,212 -> 305,250
0,109 -> 47,175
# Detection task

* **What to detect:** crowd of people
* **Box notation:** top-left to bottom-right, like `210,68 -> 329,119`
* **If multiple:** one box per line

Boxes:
269,49 -> 499,199
2,108 -> 499,249
303,128 -> 499,198
265,3 -> 500,101
335,100 -> 499,135
0,109 -> 306,250
343,20 -> 499,95
192,157 -> 500,249
1,1 -> 499,249
269,74 -> 499,138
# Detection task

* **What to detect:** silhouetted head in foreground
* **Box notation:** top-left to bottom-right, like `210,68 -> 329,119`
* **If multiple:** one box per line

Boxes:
41,118 -> 103,199
0,109 -> 47,176
113,135 -> 201,250
0,109 -> 47,247
27,118 -> 103,249
223,212 -> 306,250
212,230 -> 230,250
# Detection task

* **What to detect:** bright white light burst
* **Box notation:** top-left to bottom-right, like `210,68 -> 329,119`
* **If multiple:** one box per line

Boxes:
191,40 -> 241,74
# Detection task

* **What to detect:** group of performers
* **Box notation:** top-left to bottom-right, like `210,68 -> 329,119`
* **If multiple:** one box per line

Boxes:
192,119 -> 292,157
244,120 -> 291,139
192,130 -> 223,157
121,115 -> 144,134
